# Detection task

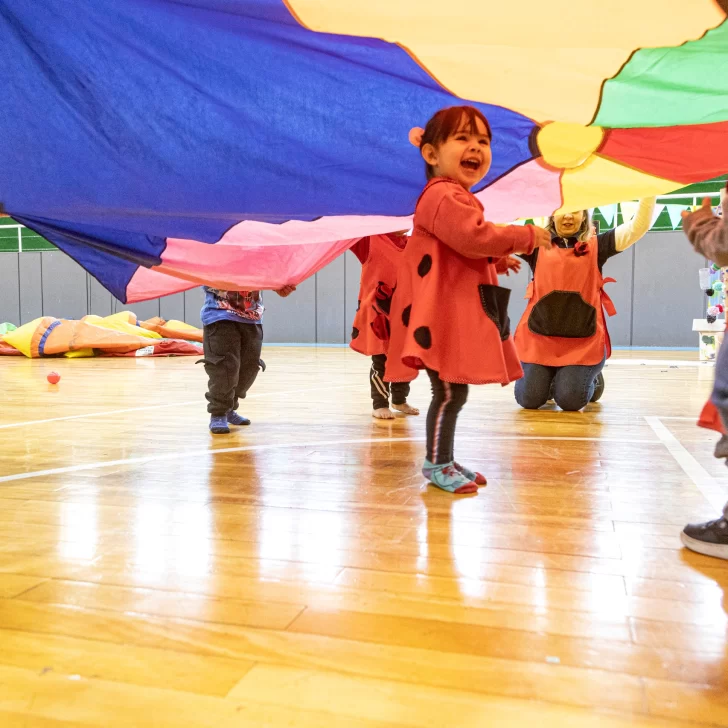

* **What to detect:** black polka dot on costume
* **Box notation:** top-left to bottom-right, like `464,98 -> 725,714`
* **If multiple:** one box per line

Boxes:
351,327 -> 359,339
417,254 -> 432,277
402,304 -> 411,327
414,326 -> 431,349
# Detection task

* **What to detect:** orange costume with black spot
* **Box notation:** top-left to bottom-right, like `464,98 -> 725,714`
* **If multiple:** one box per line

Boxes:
514,236 -> 616,367
385,178 -> 536,384
350,233 -> 407,356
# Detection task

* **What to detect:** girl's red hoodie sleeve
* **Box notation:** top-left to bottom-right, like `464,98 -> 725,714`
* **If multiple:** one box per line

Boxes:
417,180 -> 535,259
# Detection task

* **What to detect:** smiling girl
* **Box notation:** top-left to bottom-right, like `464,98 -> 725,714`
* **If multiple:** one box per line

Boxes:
385,105 -> 551,494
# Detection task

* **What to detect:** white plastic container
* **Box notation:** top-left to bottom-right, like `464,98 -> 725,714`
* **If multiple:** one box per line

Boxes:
693,318 -> 725,361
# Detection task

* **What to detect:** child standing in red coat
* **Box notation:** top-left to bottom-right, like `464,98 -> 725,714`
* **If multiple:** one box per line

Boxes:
350,233 -> 420,419
386,106 -> 551,493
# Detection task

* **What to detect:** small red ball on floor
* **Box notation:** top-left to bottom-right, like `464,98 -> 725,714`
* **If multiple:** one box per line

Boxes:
47,372 -> 61,384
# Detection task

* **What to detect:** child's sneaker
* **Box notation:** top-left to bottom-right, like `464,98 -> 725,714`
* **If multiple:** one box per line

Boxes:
422,459 -> 477,494
209,415 -> 230,434
454,462 -> 487,486
227,410 -> 251,426
681,516 -> 728,560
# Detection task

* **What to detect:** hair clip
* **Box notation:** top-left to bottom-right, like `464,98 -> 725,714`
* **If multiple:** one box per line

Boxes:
408,127 -> 424,147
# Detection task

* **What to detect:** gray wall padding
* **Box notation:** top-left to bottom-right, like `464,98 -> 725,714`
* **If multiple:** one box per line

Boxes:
0,233 -> 709,347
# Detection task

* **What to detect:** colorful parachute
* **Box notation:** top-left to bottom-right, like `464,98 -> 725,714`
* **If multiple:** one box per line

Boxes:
1,0 -> 727,302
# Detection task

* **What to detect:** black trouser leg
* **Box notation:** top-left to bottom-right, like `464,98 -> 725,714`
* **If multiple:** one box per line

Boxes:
232,324 -> 264,411
390,380 -> 411,406
203,320 -> 242,416
370,354 -> 391,410
425,369 -> 469,464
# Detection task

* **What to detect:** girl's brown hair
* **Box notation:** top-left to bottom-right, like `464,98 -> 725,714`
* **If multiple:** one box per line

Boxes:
418,106 -> 492,180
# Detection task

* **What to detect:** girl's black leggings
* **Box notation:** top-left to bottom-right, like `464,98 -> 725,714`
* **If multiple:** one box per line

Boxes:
425,369 -> 469,464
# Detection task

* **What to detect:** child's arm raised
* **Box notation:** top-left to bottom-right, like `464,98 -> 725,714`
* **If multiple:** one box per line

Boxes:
421,182 -> 548,259
683,194 -> 728,268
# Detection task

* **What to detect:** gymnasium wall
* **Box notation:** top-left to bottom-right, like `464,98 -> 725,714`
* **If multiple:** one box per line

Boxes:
0,231 -> 708,347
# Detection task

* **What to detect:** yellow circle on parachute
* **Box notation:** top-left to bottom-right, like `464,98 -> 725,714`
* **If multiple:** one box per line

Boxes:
537,123 -> 605,169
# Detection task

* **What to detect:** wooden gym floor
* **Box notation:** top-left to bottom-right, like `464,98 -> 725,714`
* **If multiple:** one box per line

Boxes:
1,348 -> 728,727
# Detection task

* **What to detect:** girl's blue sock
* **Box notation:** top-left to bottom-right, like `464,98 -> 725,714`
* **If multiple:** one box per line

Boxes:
422,459 -> 478,494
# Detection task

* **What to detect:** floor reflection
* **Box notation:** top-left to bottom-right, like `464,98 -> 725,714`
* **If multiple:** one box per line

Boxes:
59,501 -> 98,561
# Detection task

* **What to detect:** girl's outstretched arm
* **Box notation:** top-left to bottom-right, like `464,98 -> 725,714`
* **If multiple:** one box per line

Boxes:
420,181 -> 536,259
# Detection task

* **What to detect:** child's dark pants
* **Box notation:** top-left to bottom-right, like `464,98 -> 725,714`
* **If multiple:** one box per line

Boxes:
203,320 -> 263,416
